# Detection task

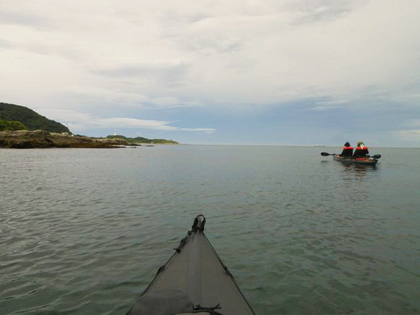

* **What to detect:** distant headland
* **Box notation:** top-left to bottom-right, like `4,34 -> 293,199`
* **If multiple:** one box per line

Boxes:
0,102 -> 178,148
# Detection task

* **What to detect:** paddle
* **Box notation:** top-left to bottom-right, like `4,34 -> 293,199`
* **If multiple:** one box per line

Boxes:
321,152 -> 336,156
371,154 -> 382,159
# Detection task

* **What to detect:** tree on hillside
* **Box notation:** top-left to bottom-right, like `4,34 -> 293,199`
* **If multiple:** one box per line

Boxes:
0,119 -> 28,131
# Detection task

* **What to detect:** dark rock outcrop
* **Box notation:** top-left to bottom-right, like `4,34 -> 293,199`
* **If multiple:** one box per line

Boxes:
0,130 -> 128,148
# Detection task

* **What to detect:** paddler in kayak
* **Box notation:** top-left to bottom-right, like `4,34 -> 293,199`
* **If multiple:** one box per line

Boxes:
353,141 -> 369,158
339,142 -> 354,157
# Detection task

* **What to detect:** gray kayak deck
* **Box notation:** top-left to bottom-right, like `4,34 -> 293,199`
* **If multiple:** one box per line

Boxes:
127,215 -> 255,315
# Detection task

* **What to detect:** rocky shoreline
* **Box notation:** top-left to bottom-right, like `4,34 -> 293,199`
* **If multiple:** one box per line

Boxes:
0,130 -> 129,148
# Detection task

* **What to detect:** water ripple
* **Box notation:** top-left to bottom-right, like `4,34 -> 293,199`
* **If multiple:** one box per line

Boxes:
1,146 -> 419,314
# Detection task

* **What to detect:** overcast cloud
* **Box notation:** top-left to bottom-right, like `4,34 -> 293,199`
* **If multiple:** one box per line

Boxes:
1,0 -> 419,146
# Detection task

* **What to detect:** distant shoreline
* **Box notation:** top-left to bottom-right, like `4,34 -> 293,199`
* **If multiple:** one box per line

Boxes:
0,130 -> 178,149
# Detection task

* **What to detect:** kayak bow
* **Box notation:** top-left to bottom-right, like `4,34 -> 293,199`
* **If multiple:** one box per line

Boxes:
126,215 -> 255,315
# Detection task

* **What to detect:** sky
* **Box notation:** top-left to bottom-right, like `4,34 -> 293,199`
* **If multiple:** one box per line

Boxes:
1,0 -> 420,147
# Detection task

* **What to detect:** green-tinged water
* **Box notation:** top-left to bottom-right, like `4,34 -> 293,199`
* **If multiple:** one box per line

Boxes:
1,145 -> 419,314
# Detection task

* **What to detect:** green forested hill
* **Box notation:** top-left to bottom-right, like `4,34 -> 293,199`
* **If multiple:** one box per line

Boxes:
0,102 -> 70,133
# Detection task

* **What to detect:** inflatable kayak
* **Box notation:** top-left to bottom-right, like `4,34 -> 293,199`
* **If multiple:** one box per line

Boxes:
333,155 -> 378,165
126,215 -> 255,315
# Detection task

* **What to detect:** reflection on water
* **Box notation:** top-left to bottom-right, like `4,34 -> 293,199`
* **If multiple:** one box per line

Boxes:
340,163 -> 378,182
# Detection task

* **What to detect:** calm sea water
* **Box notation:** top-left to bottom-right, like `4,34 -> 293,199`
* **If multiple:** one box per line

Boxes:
1,145 -> 419,315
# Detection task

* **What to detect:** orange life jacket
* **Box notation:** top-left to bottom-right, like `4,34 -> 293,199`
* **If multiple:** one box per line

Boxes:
355,146 -> 369,151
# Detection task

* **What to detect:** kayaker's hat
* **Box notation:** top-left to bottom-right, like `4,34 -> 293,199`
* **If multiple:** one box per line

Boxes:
344,142 -> 351,147
357,141 -> 364,146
